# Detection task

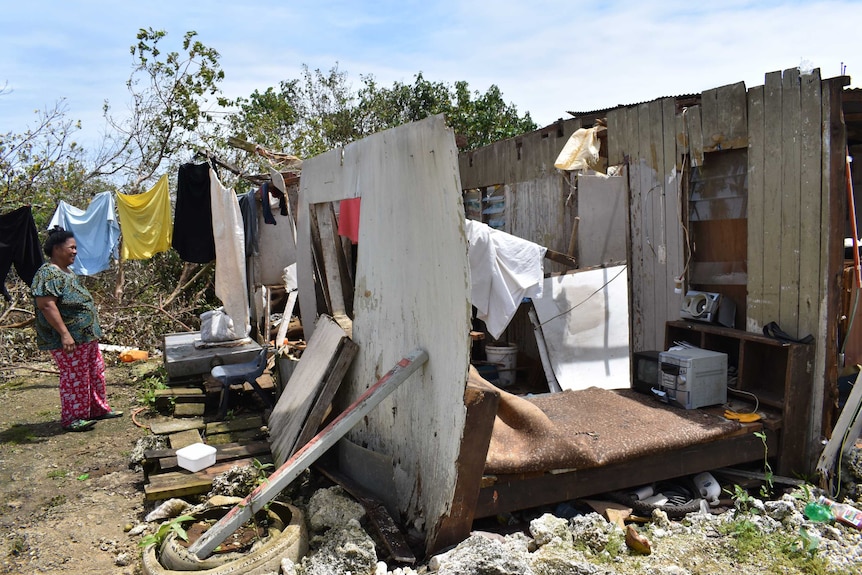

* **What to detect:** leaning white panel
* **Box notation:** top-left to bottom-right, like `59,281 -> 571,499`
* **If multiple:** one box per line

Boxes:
297,114 -> 472,550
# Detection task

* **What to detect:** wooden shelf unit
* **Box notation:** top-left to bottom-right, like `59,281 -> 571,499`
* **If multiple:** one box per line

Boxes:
665,320 -> 815,475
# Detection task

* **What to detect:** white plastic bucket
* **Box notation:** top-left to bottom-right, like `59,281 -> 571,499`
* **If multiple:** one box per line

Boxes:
486,344 -> 518,387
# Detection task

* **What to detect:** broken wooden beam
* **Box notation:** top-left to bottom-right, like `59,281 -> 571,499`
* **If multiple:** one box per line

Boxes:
188,349 -> 429,559
544,248 -> 577,269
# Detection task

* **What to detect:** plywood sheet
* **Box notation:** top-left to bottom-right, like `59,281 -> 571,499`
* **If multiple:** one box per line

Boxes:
532,266 -> 629,390
297,114 -> 471,552
577,174 -> 627,267
268,314 -> 354,466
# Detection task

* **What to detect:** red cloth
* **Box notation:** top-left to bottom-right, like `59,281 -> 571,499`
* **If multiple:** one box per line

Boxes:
338,198 -> 361,244
50,340 -> 112,426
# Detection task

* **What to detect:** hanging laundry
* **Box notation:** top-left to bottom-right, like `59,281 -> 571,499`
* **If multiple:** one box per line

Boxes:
465,219 -> 547,339
259,182 -> 289,225
237,189 -> 260,257
172,162 -> 216,263
48,192 -> 120,275
116,174 -> 173,260
338,198 -> 361,244
210,168 -> 250,340
0,206 -> 44,301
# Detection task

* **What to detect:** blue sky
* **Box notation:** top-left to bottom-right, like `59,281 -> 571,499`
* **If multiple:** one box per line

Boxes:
2,0 -> 860,152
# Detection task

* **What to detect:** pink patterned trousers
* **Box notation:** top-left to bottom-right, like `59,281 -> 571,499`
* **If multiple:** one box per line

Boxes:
50,340 -> 111,427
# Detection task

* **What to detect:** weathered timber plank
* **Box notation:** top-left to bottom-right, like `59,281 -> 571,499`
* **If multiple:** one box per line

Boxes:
747,85 -> 766,331
291,337 -> 359,458
675,106 -> 688,170
173,403 -> 206,417
168,429 -> 203,449
149,418 -> 205,436
663,97 -> 684,324
151,441 -> 272,476
761,71 -> 783,325
144,456 -> 270,501
296,196 -> 319,340
687,105 -> 704,167
269,314 -> 353,467
798,69 -> 823,341
206,429 -> 266,445
816,77 -> 850,467
205,414 -> 264,435
779,67 -> 802,335
649,98 -> 668,348
315,203 -> 348,319
145,440 -> 270,462
429,383 -> 500,554
702,82 -> 748,152
638,101 -> 660,350
606,107 -> 626,166
625,105 -> 646,350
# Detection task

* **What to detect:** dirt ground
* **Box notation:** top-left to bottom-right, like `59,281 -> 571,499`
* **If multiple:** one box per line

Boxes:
0,358 -> 150,574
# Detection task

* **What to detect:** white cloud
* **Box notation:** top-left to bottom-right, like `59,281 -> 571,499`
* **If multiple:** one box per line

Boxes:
0,0 -> 858,150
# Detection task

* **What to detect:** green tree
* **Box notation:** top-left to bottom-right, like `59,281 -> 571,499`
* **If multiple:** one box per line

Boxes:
225,65 -> 536,160
95,27 -> 227,191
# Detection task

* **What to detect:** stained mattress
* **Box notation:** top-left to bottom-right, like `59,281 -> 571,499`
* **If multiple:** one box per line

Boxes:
471,368 -> 743,475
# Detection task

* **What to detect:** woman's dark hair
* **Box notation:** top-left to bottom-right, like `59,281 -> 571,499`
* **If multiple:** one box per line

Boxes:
43,226 -> 75,257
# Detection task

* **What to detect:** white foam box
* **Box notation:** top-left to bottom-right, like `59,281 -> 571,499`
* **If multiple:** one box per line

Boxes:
176,442 -> 217,472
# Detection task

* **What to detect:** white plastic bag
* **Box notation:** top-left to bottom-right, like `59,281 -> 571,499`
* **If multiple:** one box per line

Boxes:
200,307 -> 240,342
554,127 -> 600,171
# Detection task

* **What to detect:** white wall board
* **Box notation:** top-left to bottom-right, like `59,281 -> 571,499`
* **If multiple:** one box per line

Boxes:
532,265 -> 630,390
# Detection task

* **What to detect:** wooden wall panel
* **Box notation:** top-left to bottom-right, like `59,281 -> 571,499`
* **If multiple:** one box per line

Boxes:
701,82 -> 748,152
626,106 -> 646,350
607,108 -> 626,166
798,70 -> 823,339
506,175 -> 573,269
746,85 -> 766,331
760,71 -> 783,326
688,105 -> 705,167
648,99 -> 668,348
458,118 -> 582,189
663,97 -> 684,311
780,67 -> 802,335
817,77 -> 849,462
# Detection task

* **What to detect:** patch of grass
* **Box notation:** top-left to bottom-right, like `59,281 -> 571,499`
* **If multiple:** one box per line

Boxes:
35,409 -> 55,418
137,364 -> 169,411
0,379 -> 26,391
717,517 -> 830,574
47,469 -> 67,479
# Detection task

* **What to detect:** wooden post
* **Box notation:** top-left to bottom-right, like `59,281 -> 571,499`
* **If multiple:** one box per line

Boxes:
188,349 -> 429,559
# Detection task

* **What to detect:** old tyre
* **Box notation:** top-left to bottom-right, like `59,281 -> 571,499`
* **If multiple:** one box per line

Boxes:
142,501 -> 308,575
609,481 -> 704,520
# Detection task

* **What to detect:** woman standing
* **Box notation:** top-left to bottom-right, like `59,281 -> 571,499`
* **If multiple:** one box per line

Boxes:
31,227 -> 122,431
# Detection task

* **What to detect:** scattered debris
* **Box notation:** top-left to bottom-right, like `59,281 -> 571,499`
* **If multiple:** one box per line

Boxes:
624,524 -> 652,554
